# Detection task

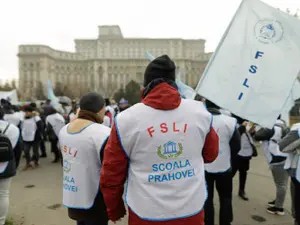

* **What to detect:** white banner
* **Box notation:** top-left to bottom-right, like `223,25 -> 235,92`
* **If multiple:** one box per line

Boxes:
195,0 -> 300,128
0,89 -> 19,105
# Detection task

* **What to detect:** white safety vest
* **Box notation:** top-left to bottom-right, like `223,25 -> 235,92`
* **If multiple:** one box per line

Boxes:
116,99 -> 212,220
238,130 -> 253,157
205,114 -> 236,173
262,122 -> 287,164
59,123 -> 110,209
4,114 -> 21,127
21,116 -> 40,142
102,115 -> 111,127
46,113 -> 65,137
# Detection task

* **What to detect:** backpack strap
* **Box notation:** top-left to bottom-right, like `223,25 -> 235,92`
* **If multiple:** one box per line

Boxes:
1,124 -> 10,135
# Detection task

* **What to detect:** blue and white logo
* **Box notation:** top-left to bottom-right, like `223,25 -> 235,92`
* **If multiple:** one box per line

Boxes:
63,160 -> 71,173
163,141 -> 178,154
157,141 -> 183,159
254,20 -> 284,44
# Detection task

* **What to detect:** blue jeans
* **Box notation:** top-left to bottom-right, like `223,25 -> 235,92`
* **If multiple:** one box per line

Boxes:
77,221 -> 107,225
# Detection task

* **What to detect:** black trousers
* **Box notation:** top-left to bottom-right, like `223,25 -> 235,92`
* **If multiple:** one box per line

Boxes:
292,177 -> 300,225
23,140 -> 41,164
50,138 -> 60,160
40,139 -> 46,156
231,155 -> 251,192
205,170 -> 233,225
14,140 -> 22,169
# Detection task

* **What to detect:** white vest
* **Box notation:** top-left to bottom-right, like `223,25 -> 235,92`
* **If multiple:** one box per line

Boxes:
205,114 -> 236,173
116,99 -> 212,220
21,116 -> 40,142
102,115 -> 111,127
59,123 -> 110,209
46,113 -> 65,137
4,114 -> 21,127
238,130 -> 253,157
262,124 -> 287,164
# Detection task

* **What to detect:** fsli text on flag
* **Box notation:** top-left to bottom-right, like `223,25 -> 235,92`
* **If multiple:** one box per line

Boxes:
195,0 -> 300,128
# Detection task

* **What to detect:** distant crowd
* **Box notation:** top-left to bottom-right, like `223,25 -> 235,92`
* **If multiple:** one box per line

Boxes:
0,97 -> 131,170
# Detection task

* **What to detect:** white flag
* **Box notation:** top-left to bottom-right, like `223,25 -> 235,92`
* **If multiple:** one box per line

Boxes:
176,79 -> 197,99
195,0 -> 300,128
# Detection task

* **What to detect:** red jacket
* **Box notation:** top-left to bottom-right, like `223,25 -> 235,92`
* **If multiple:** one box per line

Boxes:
100,82 -> 219,225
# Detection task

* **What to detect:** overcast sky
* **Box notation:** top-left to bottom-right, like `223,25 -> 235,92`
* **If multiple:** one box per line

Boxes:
0,0 -> 299,80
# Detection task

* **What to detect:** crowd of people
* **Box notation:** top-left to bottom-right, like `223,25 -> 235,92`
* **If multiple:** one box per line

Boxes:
0,96 -> 129,225
0,54 -> 299,225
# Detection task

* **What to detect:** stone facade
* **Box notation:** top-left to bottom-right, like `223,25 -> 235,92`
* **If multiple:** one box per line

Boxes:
18,25 -> 212,99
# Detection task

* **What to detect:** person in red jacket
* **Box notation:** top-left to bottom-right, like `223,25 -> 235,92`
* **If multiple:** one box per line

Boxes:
100,55 -> 219,225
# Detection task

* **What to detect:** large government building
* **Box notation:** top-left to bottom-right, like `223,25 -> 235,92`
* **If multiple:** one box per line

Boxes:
18,25 -> 212,99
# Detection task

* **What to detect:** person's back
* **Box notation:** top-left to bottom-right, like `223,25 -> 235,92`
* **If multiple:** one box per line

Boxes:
59,92 -> 110,225
46,112 -> 65,137
204,102 -> 240,225
100,55 -> 219,225
117,98 -> 212,216
205,113 -> 239,173
254,119 -> 287,164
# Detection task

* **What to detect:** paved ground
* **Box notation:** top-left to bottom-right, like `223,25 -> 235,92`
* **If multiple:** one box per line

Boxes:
7,148 -> 295,225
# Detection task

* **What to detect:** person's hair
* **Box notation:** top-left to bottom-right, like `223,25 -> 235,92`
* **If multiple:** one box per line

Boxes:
194,94 -> 205,102
12,105 -> 19,112
24,105 -> 34,112
277,114 -> 282,120
3,105 -> 13,114
0,107 -> 4,120
80,92 -> 105,113
0,99 -> 7,106
205,99 -> 220,109
30,102 -> 37,109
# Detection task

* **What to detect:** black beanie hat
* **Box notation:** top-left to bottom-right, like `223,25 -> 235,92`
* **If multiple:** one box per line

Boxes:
143,55 -> 176,87
80,92 -> 105,113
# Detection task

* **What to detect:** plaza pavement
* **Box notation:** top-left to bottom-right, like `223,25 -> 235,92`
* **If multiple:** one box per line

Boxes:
7,148 -> 294,225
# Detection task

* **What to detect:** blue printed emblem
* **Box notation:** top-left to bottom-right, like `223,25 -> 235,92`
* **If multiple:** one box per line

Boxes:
63,160 -> 71,173
163,141 -> 177,154
157,141 -> 183,159
254,20 -> 283,44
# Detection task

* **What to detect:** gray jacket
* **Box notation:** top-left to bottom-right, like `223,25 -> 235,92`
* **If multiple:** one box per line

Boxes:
278,123 -> 300,177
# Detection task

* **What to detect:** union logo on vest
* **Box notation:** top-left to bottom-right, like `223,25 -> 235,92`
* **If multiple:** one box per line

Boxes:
157,141 -> 183,159
63,160 -> 71,173
254,19 -> 284,44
